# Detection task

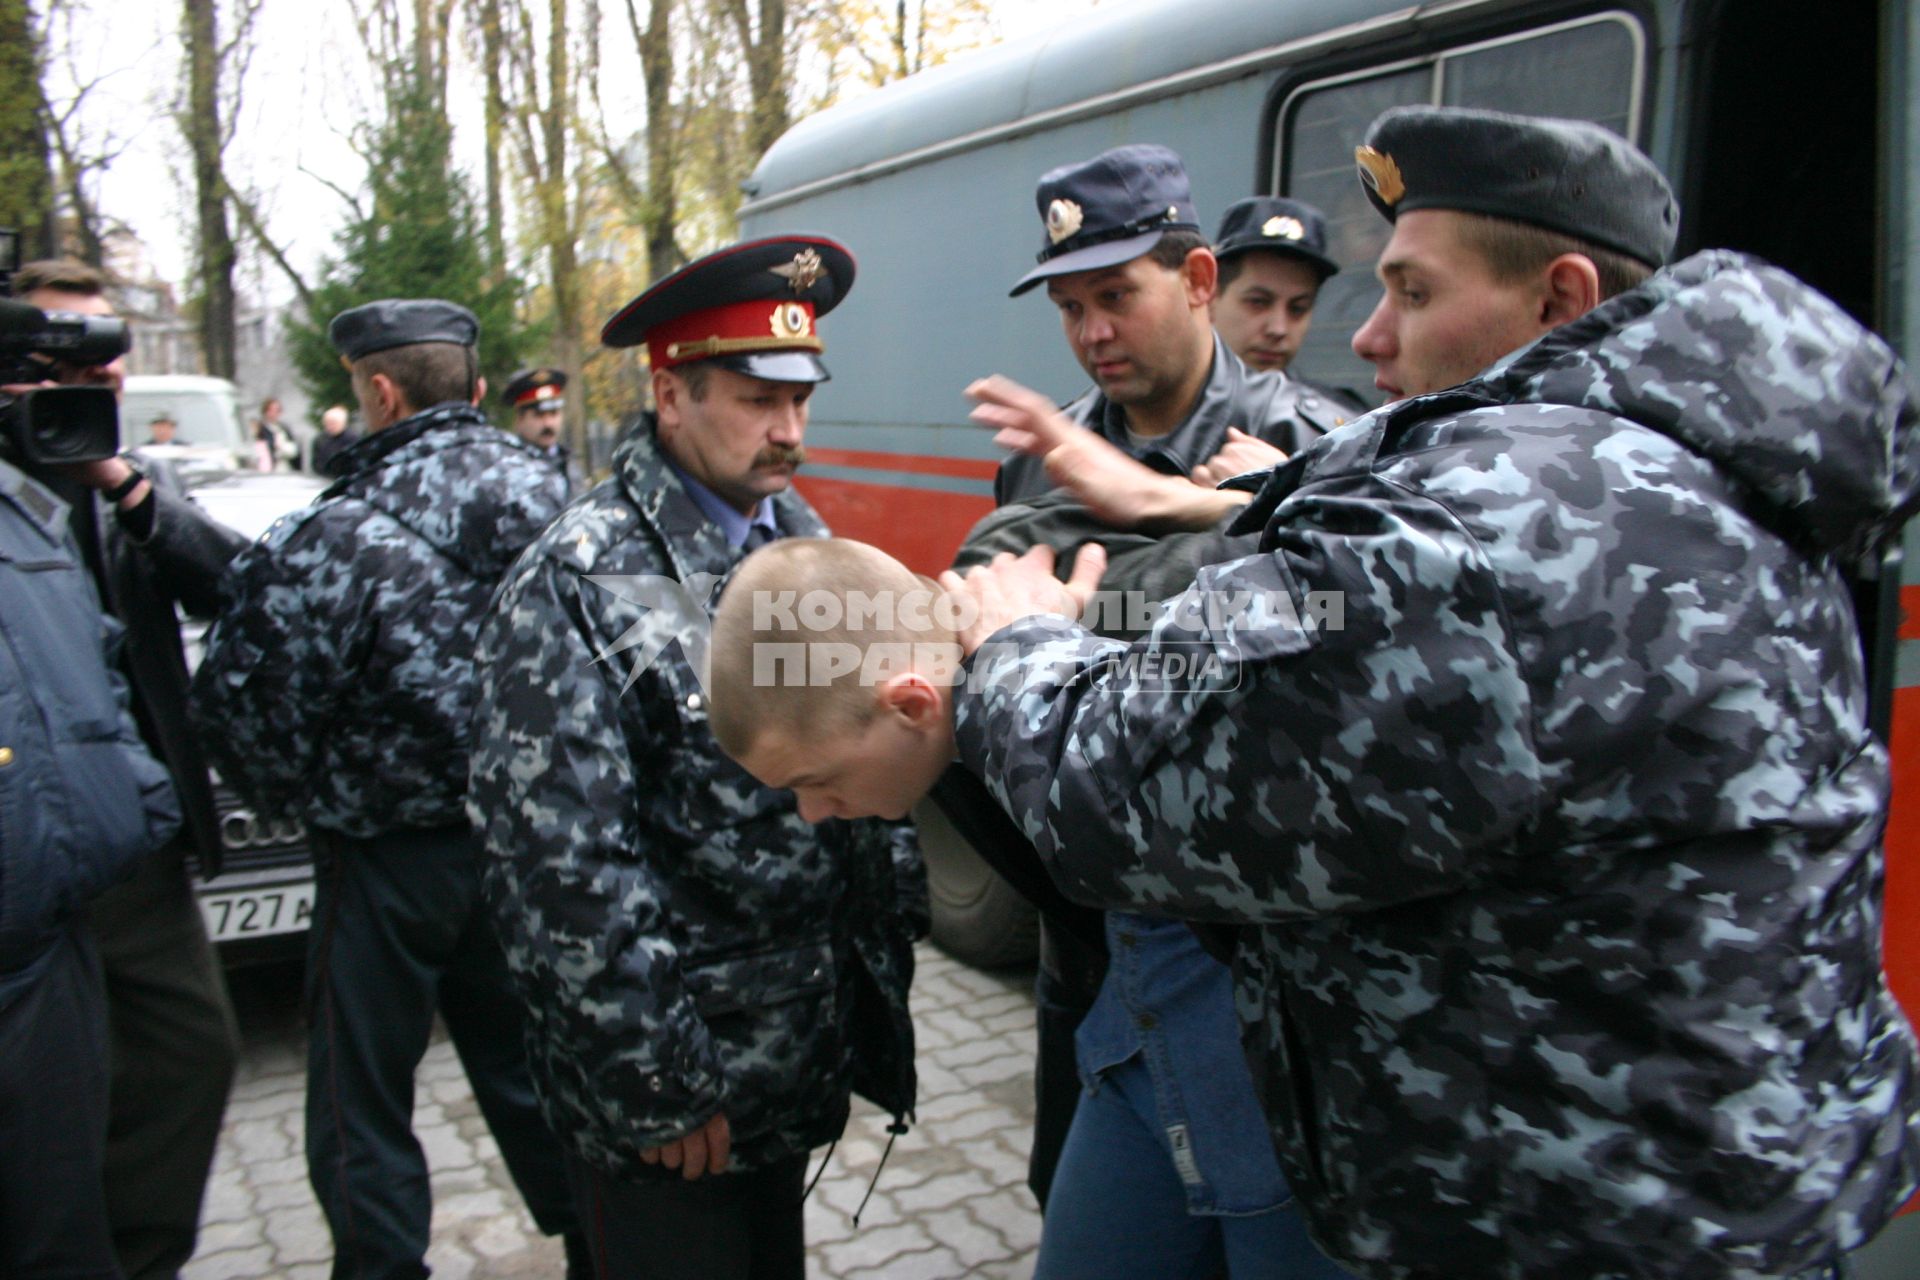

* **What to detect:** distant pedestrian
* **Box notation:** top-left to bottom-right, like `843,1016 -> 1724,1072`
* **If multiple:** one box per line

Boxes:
309,403 -> 358,476
253,396 -> 300,471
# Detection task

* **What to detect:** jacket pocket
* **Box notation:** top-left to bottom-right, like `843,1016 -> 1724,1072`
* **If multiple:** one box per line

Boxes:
682,939 -> 834,1019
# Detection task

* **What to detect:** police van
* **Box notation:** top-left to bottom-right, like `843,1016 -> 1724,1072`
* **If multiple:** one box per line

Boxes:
737,0 -> 1917,1266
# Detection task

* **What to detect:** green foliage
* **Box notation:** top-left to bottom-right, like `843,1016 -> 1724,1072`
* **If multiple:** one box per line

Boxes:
0,0 -> 54,257
289,79 -> 540,420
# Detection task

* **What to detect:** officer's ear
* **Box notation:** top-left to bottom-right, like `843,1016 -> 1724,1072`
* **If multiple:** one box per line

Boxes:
366,372 -> 410,426
1182,247 -> 1220,309
1537,254 -> 1601,329
470,374 -> 488,408
652,367 -> 683,434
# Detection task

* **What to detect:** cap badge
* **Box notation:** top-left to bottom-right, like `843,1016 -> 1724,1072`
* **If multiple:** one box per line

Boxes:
770,249 -> 824,294
770,302 -> 812,340
1262,215 -> 1306,241
1355,146 -> 1406,206
1046,198 -> 1084,245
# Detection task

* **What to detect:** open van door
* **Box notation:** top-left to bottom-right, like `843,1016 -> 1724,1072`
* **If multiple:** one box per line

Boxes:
1683,0 -> 1920,1267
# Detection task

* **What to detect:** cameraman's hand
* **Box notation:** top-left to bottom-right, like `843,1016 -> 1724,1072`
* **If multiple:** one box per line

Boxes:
60,456 -> 145,503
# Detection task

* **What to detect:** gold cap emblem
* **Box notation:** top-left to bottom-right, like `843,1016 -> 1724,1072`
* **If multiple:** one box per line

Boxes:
1262,215 -> 1307,241
770,249 -> 824,294
1355,146 -> 1406,206
1046,198 -> 1084,245
769,302 -> 812,340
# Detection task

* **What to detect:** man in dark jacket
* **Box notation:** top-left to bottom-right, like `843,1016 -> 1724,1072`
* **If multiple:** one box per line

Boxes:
0,450 -> 182,1280
192,300 -> 582,1280
15,257 -> 246,1280
944,107 -> 1920,1279
468,238 -> 922,1280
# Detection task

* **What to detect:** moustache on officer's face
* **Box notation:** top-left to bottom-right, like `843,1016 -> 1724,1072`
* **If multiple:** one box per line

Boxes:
756,444 -> 806,468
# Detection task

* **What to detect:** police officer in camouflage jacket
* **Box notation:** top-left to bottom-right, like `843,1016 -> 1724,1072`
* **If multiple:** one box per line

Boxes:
191,300 -> 582,1280
945,107 -> 1920,1278
467,238 -> 922,1280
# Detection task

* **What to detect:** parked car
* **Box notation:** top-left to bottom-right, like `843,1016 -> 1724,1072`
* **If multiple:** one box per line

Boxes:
122,374 -> 252,482
178,468 -> 330,957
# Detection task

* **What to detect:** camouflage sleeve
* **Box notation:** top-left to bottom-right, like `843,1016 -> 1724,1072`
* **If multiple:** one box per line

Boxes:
468,554 -> 727,1151
189,514 -> 356,822
884,818 -> 929,941
954,477 -> 1544,924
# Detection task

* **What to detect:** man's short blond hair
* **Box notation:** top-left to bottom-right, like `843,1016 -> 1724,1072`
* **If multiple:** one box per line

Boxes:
709,538 -> 957,759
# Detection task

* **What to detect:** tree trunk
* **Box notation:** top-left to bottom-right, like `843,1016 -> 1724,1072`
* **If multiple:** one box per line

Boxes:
540,0 -> 588,463
723,0 -> 788,163
638,0 -> 678,281
478,0 -> 507,273
184,0 -> 237,378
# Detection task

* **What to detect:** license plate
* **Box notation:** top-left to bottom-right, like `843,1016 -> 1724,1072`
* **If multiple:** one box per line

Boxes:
199,882 -> 315,941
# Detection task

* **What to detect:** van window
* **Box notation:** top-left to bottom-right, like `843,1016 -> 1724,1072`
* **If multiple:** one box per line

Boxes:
1274,13 -> 1645,403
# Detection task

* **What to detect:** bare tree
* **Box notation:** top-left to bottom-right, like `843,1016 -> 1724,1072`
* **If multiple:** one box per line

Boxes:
498,0 -> 592,456
470,0 -> 508,271
811,0 -> 994,97
716,0 -> 789,162
180,0 -> 264,377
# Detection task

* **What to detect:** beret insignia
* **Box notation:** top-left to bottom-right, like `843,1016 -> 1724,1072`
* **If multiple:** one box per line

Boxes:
1355,146 -> 1406,206
1262,215 -> 1307,241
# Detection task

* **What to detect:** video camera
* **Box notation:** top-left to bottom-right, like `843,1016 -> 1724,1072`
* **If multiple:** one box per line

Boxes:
0,226 -> 130,467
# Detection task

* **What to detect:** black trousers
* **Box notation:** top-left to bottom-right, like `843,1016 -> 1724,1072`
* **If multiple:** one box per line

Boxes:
566,1151 -> 808,1280
87,842 -> 240,1280
0,925 -> 119,1280
306,825 -> 578,1280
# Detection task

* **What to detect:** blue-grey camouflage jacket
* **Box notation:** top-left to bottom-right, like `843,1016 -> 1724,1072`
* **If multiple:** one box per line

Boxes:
191,403 -> 569,837
467,421 -> 923,1179
954,252 -> 1920,1278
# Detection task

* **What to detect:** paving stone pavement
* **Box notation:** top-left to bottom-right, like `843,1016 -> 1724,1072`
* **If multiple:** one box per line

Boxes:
183,944 -> 1042,1280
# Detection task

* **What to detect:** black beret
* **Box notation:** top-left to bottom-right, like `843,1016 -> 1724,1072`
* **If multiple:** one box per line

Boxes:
602,236 -> 855,384
1010,144 -> 1201,297
1212,197 -> 1338,281
502,367 -> 568,409
1356,106 -> 1678,269
328,299 -> 479,361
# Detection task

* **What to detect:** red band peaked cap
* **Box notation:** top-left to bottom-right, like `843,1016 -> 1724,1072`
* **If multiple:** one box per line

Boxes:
601,236 -> 856,376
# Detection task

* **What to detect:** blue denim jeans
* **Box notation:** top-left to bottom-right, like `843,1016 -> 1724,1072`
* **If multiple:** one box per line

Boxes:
1034,1055 -> 1355,1280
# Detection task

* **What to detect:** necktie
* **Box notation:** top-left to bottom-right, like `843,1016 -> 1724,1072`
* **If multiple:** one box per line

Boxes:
741,523 -> 778,553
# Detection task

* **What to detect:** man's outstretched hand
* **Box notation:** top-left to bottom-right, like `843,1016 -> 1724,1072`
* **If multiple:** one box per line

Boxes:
938,543 -> 1108,656
967,375 -> 1249,531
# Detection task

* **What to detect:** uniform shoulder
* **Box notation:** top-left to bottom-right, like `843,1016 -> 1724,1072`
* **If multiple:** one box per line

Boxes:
521,482 -> 647,576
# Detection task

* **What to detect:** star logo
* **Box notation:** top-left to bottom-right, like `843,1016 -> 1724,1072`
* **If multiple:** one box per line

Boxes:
587,572 -> 724,695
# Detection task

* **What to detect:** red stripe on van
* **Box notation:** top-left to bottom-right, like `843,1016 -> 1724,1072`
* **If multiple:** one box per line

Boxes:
1899,586 -> 1920,641
805,446 -> 1002,483
1889,685 -> 1919,1026
793,475 -> 992,577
